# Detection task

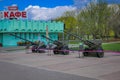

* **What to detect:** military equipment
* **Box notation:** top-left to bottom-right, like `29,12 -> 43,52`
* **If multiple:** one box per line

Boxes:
8,33 -> 46,53
41,35 -> 69,55
64,31 -> 104,58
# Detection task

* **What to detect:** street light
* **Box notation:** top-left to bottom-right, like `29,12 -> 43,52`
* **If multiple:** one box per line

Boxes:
76,26 -> 78,35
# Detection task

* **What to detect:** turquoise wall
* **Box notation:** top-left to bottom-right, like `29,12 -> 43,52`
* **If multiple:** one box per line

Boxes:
2,33 -> 58,47
3,33 -> 18,46
0,20 -> 64,32
0,33 -> 3,43
0,20 -> 63,47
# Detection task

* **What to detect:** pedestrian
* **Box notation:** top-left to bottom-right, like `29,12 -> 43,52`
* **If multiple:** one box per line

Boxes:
25,42 -> 30,54
46,42 -> 53,56
79,42 -> 84,58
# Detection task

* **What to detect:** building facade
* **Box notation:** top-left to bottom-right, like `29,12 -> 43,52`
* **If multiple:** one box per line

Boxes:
0,19 -> 64,47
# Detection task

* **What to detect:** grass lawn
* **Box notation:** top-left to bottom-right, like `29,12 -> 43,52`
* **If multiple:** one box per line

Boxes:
102,42 -> 120,52
69,42 -> 120,52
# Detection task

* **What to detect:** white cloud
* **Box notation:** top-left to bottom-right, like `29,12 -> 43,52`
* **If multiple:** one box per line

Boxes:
25,5 -> 76,20
73,0 -> 94,9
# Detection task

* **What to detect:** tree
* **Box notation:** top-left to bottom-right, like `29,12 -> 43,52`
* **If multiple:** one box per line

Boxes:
55,11 -> 77,32
54,0 -> 120,40
108,4 -> 120,38
55,11 -> 77,39
77,0 -> 113,39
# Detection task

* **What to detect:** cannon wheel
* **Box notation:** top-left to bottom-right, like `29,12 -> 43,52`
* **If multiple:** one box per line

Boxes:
83,48 -> 89,56
53,47 -> 59,54
61,47 -> 69,55
32,50 -> 36,53
96,47 -> 104,58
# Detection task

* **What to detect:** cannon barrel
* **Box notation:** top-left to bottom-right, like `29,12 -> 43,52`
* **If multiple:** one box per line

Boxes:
9,33 -> 36,45
64,31 -> 102,49
41,35 -> 64,46
41,35 -> 69,55
64,31 -> 104,58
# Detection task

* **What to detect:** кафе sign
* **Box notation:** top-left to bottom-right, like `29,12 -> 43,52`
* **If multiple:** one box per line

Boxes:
0,6 -> 27,19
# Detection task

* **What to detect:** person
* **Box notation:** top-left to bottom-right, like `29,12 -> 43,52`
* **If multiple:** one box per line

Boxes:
46,42 -> 53,56
25,42 -> 30,54
79,42 -> 84,58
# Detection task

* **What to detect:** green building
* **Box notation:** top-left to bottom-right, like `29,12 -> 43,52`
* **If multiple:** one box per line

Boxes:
0,19 -> 64,47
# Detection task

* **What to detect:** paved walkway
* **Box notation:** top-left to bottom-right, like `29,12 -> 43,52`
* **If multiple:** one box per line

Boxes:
0,50 -> 120,80
0,61 -> 97,80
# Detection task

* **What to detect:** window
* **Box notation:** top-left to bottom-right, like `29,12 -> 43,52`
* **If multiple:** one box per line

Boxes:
29,33 -> 31,39
15,33 -> 17,39
33,33 -> 35,39
24,33 -> 26,39
20,33 -> 22,38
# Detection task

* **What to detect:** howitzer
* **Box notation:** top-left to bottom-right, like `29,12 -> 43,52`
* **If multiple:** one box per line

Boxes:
41,35 -> 69,55
64,31 -> 104,58
9,33 -> 36,45
8,33 -> 46,53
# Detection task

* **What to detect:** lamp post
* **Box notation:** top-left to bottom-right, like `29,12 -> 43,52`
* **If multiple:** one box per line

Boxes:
76,26 -> 78,35
76,26 -> 79,41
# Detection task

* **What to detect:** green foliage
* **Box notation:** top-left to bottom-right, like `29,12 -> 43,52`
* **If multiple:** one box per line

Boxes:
77,0 -> 113,39
108,4 -> 120,38
55,11 -> 77,32
102,43 -> 120,51
69,40 -> 80,44
54,0 -> 120,40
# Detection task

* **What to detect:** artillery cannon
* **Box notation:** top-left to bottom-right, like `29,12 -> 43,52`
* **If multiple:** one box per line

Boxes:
64,32 -> 104,58
9,33 -> 46,53
41,35 -> 69,55
31,41 -> 46,53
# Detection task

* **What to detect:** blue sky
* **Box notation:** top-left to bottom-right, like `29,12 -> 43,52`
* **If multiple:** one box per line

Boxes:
0,0 -> 119,10
0,0 -> 120,20
0,0 -> 74,10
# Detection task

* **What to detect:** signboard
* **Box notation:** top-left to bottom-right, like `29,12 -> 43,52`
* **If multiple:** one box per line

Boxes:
0,6 -> 27,19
